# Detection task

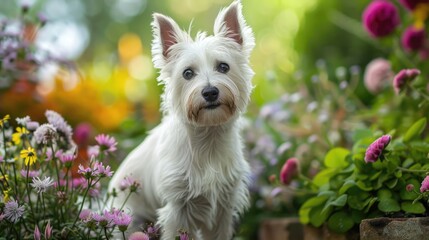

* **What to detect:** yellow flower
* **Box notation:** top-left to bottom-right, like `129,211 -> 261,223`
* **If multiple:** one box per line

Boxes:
0,174 -> 9,182
3,188 -> 11,202
12,127 -> 29,145
413,3 -> 429,29
0,114 -> 10,128
20,147 -> 37,166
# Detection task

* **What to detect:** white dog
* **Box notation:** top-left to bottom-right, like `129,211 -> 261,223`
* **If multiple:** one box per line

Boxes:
108,1 -> 255,239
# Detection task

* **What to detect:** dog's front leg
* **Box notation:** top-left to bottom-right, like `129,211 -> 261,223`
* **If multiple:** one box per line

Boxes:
200,207 -> 234,240
157,202 -> 201,240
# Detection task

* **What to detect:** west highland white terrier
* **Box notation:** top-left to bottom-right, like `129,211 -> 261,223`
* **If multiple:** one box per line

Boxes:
108,1 -> 255,239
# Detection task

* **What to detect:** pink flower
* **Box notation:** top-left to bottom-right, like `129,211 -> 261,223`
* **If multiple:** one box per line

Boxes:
406,184 -> 415,192
34,225 -> 41,240
114,212 -> 133,232
420,176 -> 429,192
93,162 -> 113,177
77,164 -> 93,179
44,220 -> 52,240
74,123 -> 92,146
87,145 -> 100,158
280,158 -> 299,185
401,26 -> 425,52
399,0 -> 429,10
95,134 -> 117,153
364,58 -> 393,93
364,135 -> 391,163
20,169 -> 40,178
129,232 -> 150,240
120,176 -> 140,192
362,0 -> 400,38
393,68 -> 421,94
79,209 -> 93,222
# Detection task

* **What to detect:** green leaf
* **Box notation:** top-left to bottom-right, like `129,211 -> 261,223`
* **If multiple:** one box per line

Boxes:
378,198 -> 400,213
352,129 -> 373,142
299,195 -> 329,224
364,197 -> 378,213
325,148 -> 350,169
327,211 -> 355,233
401,201 -> 426,214
402,158 -> 414,168
404,117 -> 427,143
339,180 -> 356,195
377,189 -> 392,200
324,194 -> 348,212
309,205 -> 333,227
386,178 -> 398,189
356,180 -> 373,191
313,168 -> 338,187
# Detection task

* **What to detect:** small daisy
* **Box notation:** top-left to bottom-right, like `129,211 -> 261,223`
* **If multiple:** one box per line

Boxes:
31,176 -> 55,193
95,134 -> 117,153
4,200 -> 25,223
93,162 -> 113,177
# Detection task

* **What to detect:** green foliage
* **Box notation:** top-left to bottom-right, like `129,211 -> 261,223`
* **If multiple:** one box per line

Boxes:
299,118 -> 429,233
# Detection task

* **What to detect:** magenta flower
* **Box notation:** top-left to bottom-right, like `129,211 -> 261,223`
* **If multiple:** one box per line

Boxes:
401,26 -> 425,52
393,68 -> 421,94
77,164 -> 93,179
79,209 -> 93,222
92,212 -> 109,227
103,208 -> 121,227
362,0 -> 400,38
20,169 -> 40,178
74,123 -> 92,146
129,232 -> 150,240
280,158 -> 299,185
399,0 -> 429,10
420,176 -> 429,192
95,134 -> 117,153
119,176 -> 140,192
364,135 -> 391,163
363,58 -> 393,93
59,152 -> 75,168
178,230 -> 190,240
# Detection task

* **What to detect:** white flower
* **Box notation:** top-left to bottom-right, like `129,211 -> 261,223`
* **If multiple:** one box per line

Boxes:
16,116 -> 31,126
34,124 -> 57,144
31,176 -> 55,193
45,110 -> 73,140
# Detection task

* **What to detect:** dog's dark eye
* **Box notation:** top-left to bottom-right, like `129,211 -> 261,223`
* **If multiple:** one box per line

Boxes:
217,63 -> 230,74
183,68 -> 195,80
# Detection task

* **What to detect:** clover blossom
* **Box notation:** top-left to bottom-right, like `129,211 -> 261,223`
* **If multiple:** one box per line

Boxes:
393,68 -> 421,94
4,200 -> 25,223
420,176 -> 429,192
363,58 -> 393,94
280,157 -> 299,185
364,135 -> 391,163
362,0 -> 400,38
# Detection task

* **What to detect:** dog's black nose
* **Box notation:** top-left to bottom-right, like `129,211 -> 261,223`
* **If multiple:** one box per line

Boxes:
202,86 -> 219,102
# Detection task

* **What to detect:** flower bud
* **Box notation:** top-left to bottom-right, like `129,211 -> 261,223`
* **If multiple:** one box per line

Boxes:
406,184 -> 415,192
420,176 -> 429,193
393,69 -> 421,94
280,158 -> 299,185
364,135 -> 391,163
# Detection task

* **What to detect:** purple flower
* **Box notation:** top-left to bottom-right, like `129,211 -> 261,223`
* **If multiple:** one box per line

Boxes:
362,0 -> 400,38
280,158 -> 299,185
120,176 -> 140,192
4,200 -> 25,223
393,68 -> 421,94
58,152 -> 75,168
92,212 -> 110,227
87,145 -> 100,158
74,123 -> 92,146
364,135 -> 391,163
363,58 -> 393,94
20,169 -> 40,178
399,0 -> 429,10
401,26 -> 425,52
178,230 -> 190,240
420,176 -> 429,192
77,164 -> 93,179
26,121 -> 40,131
95,134 -> 117,153
129,232 -> 150,240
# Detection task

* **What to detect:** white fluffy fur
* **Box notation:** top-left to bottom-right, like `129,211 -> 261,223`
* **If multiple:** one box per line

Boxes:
108,1 -> 255,239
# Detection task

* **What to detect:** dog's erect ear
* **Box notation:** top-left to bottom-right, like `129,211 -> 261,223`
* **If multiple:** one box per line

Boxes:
152,13 -> 185,67
214,0 -> 255,55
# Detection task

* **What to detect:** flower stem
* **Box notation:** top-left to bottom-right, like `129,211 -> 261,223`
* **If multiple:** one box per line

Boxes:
69,178 -> 93,235
119,191 -> 133,211
397,166 -> 427,173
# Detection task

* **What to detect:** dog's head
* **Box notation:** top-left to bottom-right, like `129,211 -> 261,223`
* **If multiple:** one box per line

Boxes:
151,0 -> 254,127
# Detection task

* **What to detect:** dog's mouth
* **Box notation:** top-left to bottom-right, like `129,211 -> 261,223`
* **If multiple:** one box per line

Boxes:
204,103 -> 221,110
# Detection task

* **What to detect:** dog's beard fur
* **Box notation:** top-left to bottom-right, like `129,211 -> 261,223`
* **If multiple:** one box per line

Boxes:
108,1 -> 255,239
